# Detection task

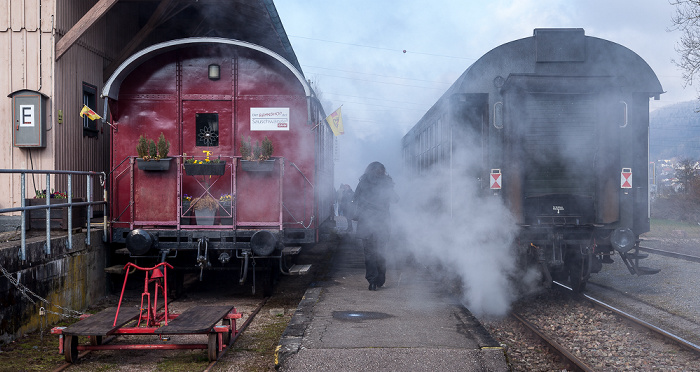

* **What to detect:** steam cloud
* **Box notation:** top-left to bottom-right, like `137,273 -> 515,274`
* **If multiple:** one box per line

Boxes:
390,146 -> 537,317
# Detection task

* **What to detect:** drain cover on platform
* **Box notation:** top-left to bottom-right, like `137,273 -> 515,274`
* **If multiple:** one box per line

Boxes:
332,311 -> 392,321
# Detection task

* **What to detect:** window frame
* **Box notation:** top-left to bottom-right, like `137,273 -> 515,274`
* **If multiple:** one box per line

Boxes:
82,82 -> 98,138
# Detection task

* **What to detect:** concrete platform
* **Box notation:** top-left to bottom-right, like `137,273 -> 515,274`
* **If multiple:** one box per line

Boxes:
276,223 -> 509,371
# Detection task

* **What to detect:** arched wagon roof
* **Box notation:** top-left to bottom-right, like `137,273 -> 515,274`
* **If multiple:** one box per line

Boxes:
453,28 -> 663,97
101,37 -> 311,100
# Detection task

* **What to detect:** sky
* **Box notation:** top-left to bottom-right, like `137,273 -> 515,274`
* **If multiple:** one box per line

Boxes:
274,0 -> 696,187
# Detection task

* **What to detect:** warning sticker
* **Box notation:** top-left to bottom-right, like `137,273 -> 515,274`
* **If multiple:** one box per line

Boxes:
490,169 -> 501,190
621,168 -> 632,189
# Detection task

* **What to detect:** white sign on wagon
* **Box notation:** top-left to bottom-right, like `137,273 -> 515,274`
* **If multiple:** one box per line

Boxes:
250,107 -> 290,131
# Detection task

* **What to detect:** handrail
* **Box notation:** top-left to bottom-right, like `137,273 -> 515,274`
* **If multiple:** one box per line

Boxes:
0,169 -> 107,261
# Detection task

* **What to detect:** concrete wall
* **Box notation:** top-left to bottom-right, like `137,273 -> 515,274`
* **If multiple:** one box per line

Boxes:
0,229 -> 106,345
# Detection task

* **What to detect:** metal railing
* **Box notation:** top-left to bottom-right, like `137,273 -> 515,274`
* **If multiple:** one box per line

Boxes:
0,169 -> 107,260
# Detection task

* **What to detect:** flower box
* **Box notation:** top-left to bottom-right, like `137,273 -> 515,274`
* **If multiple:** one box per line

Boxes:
136,158 -> 172,171
181,200 -> 193,225
184,162 -> 226,176
25,198 -> 86,230
218,200 -> 233,225
240,159 -> 275,172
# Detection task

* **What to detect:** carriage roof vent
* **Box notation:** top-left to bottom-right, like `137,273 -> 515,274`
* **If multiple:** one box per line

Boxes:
534,28 -> 586,63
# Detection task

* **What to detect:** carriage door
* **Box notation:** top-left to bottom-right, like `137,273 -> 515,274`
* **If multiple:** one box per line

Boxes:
181,100 -> 233,217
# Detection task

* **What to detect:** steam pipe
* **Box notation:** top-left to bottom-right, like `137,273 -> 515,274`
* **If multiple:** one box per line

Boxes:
239,251 -> 249,284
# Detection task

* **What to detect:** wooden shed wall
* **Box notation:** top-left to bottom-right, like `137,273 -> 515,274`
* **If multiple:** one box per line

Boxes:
53,0 -> 111,203
0,0 -> 55,208
0,0 -> 118,211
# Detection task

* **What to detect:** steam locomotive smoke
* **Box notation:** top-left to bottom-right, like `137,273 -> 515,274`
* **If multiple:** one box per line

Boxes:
391,146 -> 534,317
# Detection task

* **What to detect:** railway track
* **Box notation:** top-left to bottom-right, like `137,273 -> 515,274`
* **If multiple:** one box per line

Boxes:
508,282 -> 700,371
558,281 -> 700,353
510,311 -> 594,372
638,245 -> 700,263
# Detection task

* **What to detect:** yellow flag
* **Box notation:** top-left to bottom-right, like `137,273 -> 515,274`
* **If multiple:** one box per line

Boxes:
80,105 -> 101,121
325,107 -> 344,136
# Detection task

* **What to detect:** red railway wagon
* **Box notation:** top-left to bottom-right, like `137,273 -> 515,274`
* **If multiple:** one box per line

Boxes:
102,38 -> 335,294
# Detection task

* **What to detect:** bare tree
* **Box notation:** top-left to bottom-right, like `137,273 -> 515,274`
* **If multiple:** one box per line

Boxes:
671,0 -> 700,97
676,157 -> 698,193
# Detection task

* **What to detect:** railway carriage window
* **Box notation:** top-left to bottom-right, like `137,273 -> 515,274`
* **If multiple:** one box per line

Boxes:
82,83 -> 98,138
195,113 -> 219,146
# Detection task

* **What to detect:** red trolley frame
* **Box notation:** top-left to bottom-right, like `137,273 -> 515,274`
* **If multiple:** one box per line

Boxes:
52,262 -> 242,363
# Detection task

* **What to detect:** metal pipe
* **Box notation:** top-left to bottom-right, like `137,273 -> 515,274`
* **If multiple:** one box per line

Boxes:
103,187 -> 108,243
87,174 -> 92,245
20,173 -> 26,261
68,174 -> 72,250
45,174 -> 51,255
239,251 -> 249,284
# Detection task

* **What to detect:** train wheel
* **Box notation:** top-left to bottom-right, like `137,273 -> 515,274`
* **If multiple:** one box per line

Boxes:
568,258 -> 587,292
222,318 -> 232,345
259,260 -> 277,297
261,269 -> 274,297
64,335 -> 79,363
207,332 -> 220,361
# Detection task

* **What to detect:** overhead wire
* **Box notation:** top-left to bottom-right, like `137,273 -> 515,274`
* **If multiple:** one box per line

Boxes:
302,64 -> 453,85
290,34 -> 464,130
323,92 -> 427,106
289,35 -> 477,61
304,72 -> 445,90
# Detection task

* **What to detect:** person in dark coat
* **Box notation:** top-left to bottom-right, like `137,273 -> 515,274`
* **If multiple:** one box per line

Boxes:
338,184 -> 355,231
337,184 -> 354,217
353,161 -> 398,291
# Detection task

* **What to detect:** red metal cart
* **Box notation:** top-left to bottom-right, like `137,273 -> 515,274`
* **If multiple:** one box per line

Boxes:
52,262 -> 242,363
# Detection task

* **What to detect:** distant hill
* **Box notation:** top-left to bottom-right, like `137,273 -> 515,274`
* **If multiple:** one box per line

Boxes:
650,101 -> 700,162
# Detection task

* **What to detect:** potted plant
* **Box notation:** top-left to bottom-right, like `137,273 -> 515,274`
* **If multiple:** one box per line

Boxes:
136,133 -> 172,171
191,194 -> 219,225
181,194 -> 193,225
240,136 -> 275,172
218,193 -> 233,225
26,189 -> 86,230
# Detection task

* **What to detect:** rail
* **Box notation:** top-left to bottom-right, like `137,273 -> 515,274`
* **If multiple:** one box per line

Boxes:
0,169 -> 107,260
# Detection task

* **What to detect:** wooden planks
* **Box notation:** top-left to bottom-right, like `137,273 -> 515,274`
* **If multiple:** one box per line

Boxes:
60,305 -> 234,336
155,305 -> 234,334
62,307 -> 140,336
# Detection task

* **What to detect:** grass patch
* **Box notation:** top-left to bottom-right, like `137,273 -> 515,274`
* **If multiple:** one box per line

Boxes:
648,218 -> 700,238
155,351 -> 209,371
254,319 -> 289,353
0,329 -> 66,371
